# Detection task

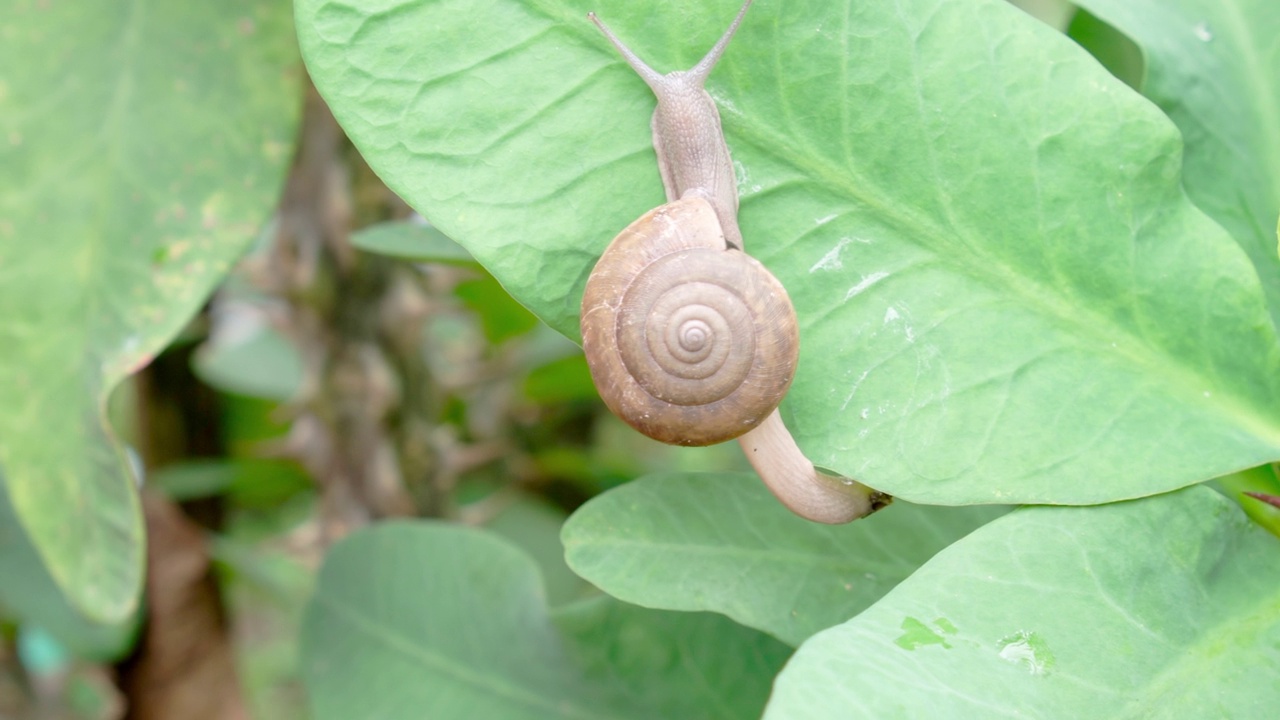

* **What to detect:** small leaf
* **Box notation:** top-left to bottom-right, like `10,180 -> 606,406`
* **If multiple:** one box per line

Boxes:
150,459 -> 313,509
764,486 -> 1280,719
563,472 -> 1007,645
523,354 -> 597,404
455,272 -> 541,344
350,220 -> 479,266
194,324 -> 303,401
300,522 -> 791,720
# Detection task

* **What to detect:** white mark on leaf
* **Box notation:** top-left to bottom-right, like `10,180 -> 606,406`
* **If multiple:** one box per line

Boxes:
840,369 -> 870,411
883,304 -> 917,344
809,238 -> 852,273
844,271 -> 889,298
997,631 -> 1056,676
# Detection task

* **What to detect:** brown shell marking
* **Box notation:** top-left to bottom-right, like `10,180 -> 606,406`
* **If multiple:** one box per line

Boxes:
581,196 -> 799,446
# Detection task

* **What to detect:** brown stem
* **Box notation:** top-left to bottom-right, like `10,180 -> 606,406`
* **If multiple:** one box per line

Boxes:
1245,491 -> 1280,510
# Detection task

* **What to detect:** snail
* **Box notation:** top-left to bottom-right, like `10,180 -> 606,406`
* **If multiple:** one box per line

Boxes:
581,0 -> 890,523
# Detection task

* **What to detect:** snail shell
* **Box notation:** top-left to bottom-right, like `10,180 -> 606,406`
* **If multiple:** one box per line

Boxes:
581,195 -> 799,446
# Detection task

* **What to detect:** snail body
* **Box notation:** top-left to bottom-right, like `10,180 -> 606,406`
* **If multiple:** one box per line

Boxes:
583,1 -> 888,523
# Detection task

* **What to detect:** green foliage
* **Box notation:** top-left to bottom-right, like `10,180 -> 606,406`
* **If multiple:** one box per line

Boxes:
481,493 -> 590,606
563,472 -> 1008,645
195,326 -> 305,402
1073,0 -> 1280,326
2,0 -> 1278,716
300,523 -> 790,720
766,486 -> 1280,718
0,0 -> 301,620
350,220 -> 480,266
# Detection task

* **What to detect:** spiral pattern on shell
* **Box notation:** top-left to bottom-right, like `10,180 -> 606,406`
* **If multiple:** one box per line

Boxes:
581,196 -> 799,446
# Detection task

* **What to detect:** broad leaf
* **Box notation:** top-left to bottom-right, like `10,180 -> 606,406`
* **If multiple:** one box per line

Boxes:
1072,0 -> 1280,327
764,486 -> 1280,718
297,0 -> 1280,507
563,472 -> 1007,645
0,0 -> 300,619
300,522 -> 791,720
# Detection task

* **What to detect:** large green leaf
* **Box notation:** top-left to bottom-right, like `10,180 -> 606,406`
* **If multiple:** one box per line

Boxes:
1072,0 -> 1280,327
0,1 -> 300,619
297,0 -> 1280,506
563,472 -> 1007,645
764,486 -> 1280,718
300,522 -> 791,720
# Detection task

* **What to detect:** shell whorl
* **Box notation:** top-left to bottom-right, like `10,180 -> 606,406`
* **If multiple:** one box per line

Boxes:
581,196 -> 799,446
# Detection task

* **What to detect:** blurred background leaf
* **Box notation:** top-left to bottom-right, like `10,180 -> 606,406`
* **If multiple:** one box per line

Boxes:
1072,0 -> 1280,329
0,0 -> 301,620
300,522 -> 791,720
